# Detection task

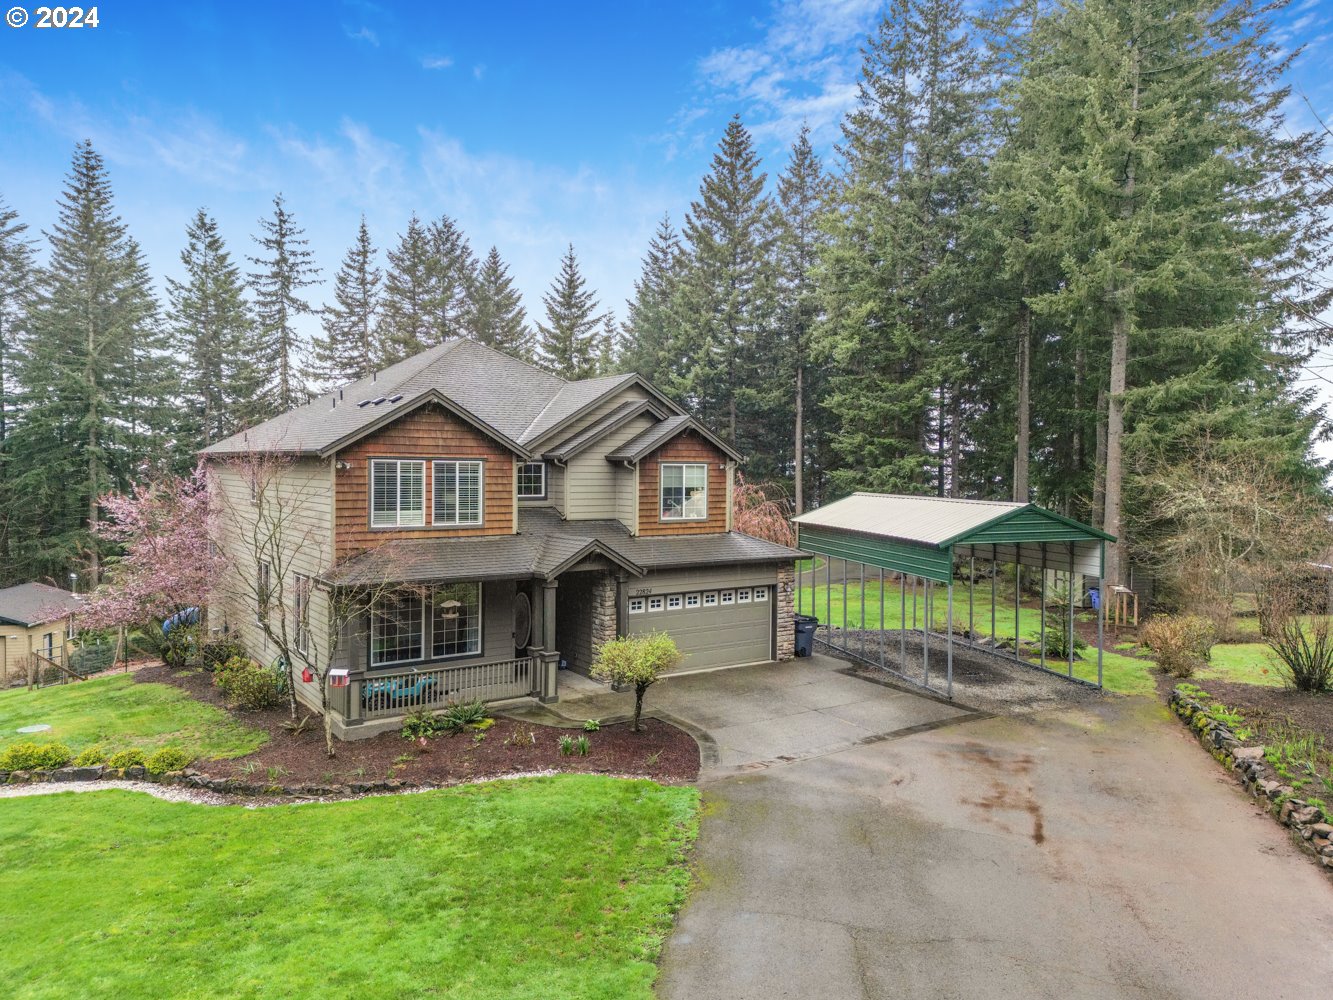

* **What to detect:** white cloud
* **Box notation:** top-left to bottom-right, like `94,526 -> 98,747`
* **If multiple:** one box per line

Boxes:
421,55 -> 454,70
473,64 -> 486,81
344,25 -> 379,46
677,0 -> 880,154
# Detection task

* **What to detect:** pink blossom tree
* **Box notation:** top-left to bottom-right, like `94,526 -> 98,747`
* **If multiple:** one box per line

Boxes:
78,464 -> 222,634
732,473 -> 796,547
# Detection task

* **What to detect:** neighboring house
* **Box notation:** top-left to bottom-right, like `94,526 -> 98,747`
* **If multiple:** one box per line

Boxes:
0,583 -> 83,685
202,340 -> 801,739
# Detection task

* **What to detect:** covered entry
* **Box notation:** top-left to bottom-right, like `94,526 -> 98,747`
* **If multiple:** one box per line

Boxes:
792,494 -> 1112,698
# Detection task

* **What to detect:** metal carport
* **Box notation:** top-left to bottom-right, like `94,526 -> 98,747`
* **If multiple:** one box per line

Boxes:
792,494 -> 1114,698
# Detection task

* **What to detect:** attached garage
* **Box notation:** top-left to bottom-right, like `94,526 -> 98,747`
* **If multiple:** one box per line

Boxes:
623,570 -> 778,674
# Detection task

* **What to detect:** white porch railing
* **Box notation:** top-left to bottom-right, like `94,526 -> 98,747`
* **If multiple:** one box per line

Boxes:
356,656 -> 536,721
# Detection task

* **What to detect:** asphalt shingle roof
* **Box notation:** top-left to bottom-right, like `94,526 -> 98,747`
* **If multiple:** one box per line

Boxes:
202,340 -> 648,458
319,508 -> 803,587
605,415 -> 744,463
0,583 -> 83,627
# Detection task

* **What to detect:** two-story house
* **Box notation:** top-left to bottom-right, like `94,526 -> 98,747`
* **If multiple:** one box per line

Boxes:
203,340 -> 800,739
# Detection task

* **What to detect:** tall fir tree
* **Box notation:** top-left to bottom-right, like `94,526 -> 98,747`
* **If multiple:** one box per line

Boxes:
308,218 -> 382,386
1009,0 -> 1332,586
620,214 -> 684,385
248,194 -> 320,416
428,214 -> 476,342
10,141 -> 169,584
168,209 -> 257,451
0,197 -> 36,579
775,126 -> 833,513
817,0 -> 987,497
675,115 -> 779,457
378,213 -> 435,363
468,245 -> 532,359
537,244 -> 604,380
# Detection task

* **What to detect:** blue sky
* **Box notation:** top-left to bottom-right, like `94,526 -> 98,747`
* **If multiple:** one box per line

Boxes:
1,0 -> 1330,360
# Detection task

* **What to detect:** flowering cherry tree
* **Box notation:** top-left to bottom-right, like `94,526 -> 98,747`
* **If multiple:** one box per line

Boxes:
78,465 -> 222,632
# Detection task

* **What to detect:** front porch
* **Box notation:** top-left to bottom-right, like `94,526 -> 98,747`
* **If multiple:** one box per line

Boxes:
316,569 -> 619,741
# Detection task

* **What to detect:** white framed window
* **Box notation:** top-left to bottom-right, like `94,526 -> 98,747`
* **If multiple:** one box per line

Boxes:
628,597 -> 646,615
685,593 -> 700,608
754,587 -> 769,602
40,632 -> 54,658
256,560 -> 272,624
433,460 -> 484,526
293,574 -> 311,654
371,591 -> 425,666
737,588 -> 752,603
517,461 -> 546,499
667,594 -> 683,610
703,591 -> 718,607
720,589 -> 736,606
648,596 -> 665,612
432,582 -> 482,658
660,463 -> 708,521
370,459 -> 426,527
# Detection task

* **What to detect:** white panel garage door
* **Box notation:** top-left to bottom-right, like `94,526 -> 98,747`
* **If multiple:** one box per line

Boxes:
625,585 -> 773,672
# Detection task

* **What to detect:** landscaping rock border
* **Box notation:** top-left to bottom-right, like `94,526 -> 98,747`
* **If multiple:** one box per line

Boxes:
0,763 -> 440,799
1169,687 -> 1333,874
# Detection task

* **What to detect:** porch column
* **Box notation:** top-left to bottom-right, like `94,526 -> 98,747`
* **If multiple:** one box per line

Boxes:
538,579 -> 559,702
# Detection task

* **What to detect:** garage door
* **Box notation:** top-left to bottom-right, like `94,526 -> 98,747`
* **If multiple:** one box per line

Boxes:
625,585 -> 772,672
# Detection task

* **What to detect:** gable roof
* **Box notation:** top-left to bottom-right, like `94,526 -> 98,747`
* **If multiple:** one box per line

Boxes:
201,340 -> 682,460
0,583 -> 83,628
605,415 -> 744,464
792,493 -> 1114,548
542,399 -> 668,462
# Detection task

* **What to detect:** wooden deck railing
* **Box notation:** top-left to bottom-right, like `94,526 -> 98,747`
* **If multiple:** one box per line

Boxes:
356,656 -> 536,721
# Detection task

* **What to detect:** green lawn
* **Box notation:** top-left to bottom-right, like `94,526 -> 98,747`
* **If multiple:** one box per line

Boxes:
796,578 -> 1156,696
0,778 -> 698,999
0,673 -> 266,759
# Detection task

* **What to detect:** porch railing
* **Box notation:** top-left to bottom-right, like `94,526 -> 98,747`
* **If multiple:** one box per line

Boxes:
356,656 -> 536,721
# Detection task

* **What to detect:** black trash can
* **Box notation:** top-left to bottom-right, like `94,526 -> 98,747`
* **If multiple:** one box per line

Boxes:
794,614 -> 818,658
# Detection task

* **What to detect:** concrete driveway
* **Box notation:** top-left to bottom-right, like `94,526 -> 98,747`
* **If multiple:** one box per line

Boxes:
655,686 -> 1333,999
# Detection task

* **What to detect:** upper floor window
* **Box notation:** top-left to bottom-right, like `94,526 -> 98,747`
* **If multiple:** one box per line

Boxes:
371,459 -> 425,528
660,463 -> 708,521
433,460 -> 483,526
256,560 -> 272,624
517,461 -> 546,499
293,574 -> 311,655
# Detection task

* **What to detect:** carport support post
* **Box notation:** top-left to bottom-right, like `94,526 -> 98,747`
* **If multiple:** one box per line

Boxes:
1097,556 -> 1105,687
923,580 -> 931,688
1068,542 -> 1076,679
1014,556 -> 1021,660
899,574 -> 906,668
879,567 -> 886,668
968,554 -> 974,638
990,545 -> 997,645
1039,543 -> 1047,670
825,555 -> 832,644
946,580 -> 954,699
841,560 -> 848,652
860,562 -> 866,661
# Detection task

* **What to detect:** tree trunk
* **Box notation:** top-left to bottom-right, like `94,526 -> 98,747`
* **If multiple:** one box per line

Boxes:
1013,302 -> 1031,502
949,390 -> 961,498
633,683 -> 646,733
794,362 -> 805,515
1092,387 -> 1107,529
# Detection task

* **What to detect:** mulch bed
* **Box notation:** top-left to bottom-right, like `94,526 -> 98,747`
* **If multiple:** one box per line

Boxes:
135,665 -> 700,786
1154,670 -> 1333,749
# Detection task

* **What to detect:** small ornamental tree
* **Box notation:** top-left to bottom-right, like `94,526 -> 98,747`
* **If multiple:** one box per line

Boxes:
589,632 -> 680,733
732,473 -> 796,547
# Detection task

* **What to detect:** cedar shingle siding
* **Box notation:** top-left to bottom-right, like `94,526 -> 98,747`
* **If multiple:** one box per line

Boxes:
335,402 -> 516,559
637,431 -> 730,537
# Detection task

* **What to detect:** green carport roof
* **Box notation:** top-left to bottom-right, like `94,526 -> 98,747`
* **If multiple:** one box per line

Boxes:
792,493 -> 1112,583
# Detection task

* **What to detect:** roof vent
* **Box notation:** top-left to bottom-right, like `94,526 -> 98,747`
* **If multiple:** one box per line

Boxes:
357,400 -> 371,408
371,396 -> 386,405
388,394 -> 403,403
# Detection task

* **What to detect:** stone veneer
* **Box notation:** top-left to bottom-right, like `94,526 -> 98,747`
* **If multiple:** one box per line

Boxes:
591,573 -> 618,657
776,563 -> 796,661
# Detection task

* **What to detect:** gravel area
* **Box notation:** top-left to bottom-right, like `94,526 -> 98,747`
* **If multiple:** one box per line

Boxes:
0,779 -> 233,806
820,627 -> 1107,715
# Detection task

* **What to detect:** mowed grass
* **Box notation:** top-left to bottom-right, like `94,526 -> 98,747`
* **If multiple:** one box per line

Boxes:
796,578 -> 1155,696
0,673 -> 265,759
0,777 -> 700,1000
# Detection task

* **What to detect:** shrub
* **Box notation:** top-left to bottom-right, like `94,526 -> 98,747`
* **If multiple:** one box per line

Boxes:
1258,582 -> 1333,693
107,748 -> 147,769
1041,601 -> 1089,660
72,745 -> 109,767
1142,614 -> 1217,678
0,741 -> 73,771
590,632 -> 680,732
401,709 -> 445,741
215,656 -> 287,709
582,718 -> 601,733
558,734 -> 592,757
200,637 -> 247,672
438,698 -> 490,735
145,746 -> 194,775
